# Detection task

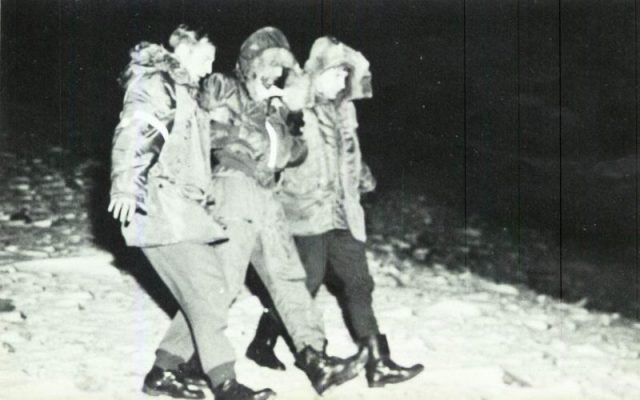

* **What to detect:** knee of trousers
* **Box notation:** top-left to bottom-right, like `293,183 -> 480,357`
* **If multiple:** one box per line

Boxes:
305,273 -> 324,296
343,273 -> 375,298
301,261 -> 325,295
180,293 -> 234,330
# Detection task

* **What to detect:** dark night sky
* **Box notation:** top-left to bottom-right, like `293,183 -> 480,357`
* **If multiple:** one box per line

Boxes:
1,0 -> 461,162
2,1 -> 639,277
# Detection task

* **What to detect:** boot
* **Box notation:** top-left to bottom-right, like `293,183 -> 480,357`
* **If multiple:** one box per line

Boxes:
246,311 -> 286,371
211,379 -> 276,400
177,360 -> 208,388
360,334 -> 424,388
142,366 -> 205,399
295,345 -> 366,394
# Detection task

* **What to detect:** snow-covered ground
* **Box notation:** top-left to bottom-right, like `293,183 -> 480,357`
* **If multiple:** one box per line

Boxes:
1,151 -> 639,399
1,249 -> 639,400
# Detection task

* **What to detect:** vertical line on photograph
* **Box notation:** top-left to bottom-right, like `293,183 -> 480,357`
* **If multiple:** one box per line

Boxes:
0,1 -> 2,78
633,0 -> 640,318
58,0 -> 63,141
517,0 -> 522,278
463,0 -> 467,270
558,0 -> 563,299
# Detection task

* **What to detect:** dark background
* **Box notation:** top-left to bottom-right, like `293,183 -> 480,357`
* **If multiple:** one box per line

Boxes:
1,0 -> 639,317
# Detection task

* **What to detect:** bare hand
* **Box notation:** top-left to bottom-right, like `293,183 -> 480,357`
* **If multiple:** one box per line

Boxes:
282,73 -> 311,111
108,197 -> 137,224
269,96 -> 285,109
265,86 -> 284,98
255,84 -> 284,102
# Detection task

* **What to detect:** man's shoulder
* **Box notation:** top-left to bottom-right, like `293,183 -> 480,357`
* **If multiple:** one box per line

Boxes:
121,70 -> 177,110
122,70 -> 157,91
202,73 -> 241,91
199,73 -> 243,110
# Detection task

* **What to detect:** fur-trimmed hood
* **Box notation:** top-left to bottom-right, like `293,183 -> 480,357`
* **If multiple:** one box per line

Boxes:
236,27 -> 298,81
119,42 -> 196,90
304,36 -> 372,101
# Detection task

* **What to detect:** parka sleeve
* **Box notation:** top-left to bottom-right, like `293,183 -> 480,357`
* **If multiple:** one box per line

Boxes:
199,73 -> 240,147
337,101 -> 377,193
110,73 -> 174,207
359,162 -> 377,193
266,100 -> 308,170
199,73 -> 234,111
286,135 -> 308,168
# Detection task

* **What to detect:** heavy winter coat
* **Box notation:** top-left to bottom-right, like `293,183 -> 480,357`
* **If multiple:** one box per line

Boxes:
199,27 -> 305,187
277,37 -> 375,242
110,42 -> 226,247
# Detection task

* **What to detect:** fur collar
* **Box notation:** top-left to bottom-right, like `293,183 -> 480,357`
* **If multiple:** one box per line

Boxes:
119,42 -> 196,90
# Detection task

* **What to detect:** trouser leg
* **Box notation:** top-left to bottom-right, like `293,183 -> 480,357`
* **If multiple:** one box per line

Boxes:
293,233 -> 329,297
143,236 -> 253,387
249,195 -> 325,353
326,230 -> 379,339
155,310 -> 193,370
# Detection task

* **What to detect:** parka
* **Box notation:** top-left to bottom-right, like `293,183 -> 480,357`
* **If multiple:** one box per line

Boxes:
199,27 -> 306,188
110,42 -> 226,247
277,37 -> 376,243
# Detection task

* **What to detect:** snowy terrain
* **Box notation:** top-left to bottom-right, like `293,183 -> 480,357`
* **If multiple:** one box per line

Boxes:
1,249 -> 640,400
2,150 -> 640,399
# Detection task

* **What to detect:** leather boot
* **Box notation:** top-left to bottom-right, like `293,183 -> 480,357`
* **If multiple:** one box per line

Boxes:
360,334 -> 424,387
295,345 -> 366,394
177,358 -> 208,388
212,379 -> 276,400
246,310 -> 286,371
142,366 -> 205,399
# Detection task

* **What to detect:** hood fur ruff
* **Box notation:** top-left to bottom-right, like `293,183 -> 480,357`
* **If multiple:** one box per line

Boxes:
304,36 -> 372,101
236,27 -> 299,80
119,42 -> 195,90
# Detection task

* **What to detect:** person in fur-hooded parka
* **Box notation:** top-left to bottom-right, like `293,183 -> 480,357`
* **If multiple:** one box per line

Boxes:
246,36 -> 424,389
197,27 -> 365,397
109,26 -> 279,400
110,30 -> 224,247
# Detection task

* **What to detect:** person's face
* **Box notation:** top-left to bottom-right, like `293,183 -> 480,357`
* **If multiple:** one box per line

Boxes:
259,64 -> 284,89
315,66 -> 349,100
247,64 -> 284,101
179,43 -> 216,79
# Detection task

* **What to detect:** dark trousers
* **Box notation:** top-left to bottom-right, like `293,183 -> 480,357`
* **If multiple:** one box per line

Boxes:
294,229 -> 379,340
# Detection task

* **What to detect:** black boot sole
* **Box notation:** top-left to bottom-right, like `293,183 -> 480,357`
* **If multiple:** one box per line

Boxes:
212,388 -> 277,400
142,386 -> 205,399
367,366 -> 425,388
333,361 -> 365,387
333,349 -> 369,387
255,389 -> 277,400
313,351 -> 369,394
184,379 -> 209,388
313,366 -> 362,394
